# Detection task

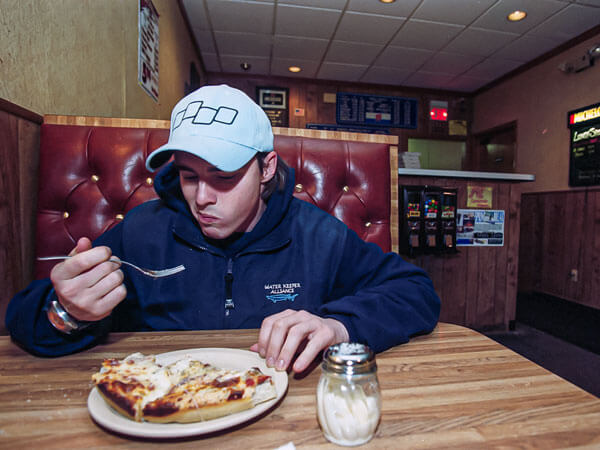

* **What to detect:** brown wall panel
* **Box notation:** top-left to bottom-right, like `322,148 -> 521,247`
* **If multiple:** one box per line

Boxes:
0,105 -> 41,335
591,191 -> 600,310
399,175 -> 523,330
504,185 -> 521,326
519,189 -> 600,310
207,73 -> 472,152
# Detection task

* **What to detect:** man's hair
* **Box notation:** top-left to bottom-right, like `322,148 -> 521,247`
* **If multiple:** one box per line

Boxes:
256,153 -> 289,201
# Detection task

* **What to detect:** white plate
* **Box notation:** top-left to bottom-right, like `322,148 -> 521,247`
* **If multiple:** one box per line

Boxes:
87,348 -> 289,438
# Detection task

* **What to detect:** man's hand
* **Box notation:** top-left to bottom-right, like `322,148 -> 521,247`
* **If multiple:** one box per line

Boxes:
250,309 -> 349,373
49,237 -> 127,322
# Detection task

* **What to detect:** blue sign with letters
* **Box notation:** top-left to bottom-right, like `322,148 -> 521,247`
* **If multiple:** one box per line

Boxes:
336,92 -> 418,129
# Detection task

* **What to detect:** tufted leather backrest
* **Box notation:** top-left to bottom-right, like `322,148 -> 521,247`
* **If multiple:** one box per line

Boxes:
34,116 -> 398,279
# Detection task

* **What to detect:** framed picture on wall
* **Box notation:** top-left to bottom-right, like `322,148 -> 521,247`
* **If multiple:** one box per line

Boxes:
138,0 -> 159,102
256,87 -> 289,127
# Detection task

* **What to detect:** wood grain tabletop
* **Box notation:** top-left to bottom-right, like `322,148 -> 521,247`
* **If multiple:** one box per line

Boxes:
1,323 -> 599,449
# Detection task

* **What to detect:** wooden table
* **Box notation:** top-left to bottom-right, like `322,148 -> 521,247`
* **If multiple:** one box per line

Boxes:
1,323 -> 599,448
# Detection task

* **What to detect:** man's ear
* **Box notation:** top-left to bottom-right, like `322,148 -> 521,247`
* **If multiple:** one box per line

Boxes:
260,151 -> 278,183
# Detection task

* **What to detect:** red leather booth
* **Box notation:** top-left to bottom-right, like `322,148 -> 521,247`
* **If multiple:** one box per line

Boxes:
35,116 -> 399,279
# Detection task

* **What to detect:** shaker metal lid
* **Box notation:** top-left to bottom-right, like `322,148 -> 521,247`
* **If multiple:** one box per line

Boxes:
323,342 -> 376,374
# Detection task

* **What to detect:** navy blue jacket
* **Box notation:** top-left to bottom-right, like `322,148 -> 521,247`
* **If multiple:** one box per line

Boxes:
6,163 -> 440,356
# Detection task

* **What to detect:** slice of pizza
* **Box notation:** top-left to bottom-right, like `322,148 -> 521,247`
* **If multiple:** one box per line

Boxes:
91,353 -> 277,423
91,352 -> 174,422
142,363 -> 276,423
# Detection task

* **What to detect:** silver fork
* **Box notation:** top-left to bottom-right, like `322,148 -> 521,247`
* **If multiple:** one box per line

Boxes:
37,256 -> 186,278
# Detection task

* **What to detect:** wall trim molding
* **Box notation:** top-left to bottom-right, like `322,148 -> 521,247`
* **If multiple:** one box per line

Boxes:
0,98 -> 43,124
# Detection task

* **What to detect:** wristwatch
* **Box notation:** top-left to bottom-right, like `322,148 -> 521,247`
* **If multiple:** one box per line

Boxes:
46,299 -> 91,334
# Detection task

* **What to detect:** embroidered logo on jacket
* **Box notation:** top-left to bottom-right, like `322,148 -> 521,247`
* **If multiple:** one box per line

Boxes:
264,282 -> 301,303
266,293 -> 298,303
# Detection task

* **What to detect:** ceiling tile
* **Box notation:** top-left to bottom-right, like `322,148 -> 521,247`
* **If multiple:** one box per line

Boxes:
317,62 -> 369,82
374,46 -> 435,71
412,0 -> 498,25
272,35 -> 329,60
214,31 -> 272,57
493,34 -> 563,62
206,0 -> 274,34
444,28 -> 520,56
275,5 -> 342,39
270,58 -> 320,77
420,52 -> 485,75
191,28 -> 217,54
471,0 -> 566,34
445,75 -> 491,91
463,57 -> 524,79
334,12 -> 405,45
528,4 -> 600,40
183,0 -> 598,93
278,0 -> 346,9
219,54 -> 270,75
324,40 -> 383,65
346,0 -> 421,17
402,70 -> 457,89
360,66 -> 412,85
201,53 -> 221,72
182,0 -> 210,30
391,19 -> 464,51
574,0 -> 600,6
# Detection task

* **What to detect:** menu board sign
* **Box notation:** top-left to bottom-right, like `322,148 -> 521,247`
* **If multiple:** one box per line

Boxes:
336,92 -> 418,129
306,123 -> 390,134
568,102 -> 600,187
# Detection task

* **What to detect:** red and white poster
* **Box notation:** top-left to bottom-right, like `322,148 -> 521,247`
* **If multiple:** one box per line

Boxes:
138,0 -> 159,101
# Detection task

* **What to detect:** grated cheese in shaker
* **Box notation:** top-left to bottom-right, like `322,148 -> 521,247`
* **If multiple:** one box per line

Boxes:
316,343 -> 381,446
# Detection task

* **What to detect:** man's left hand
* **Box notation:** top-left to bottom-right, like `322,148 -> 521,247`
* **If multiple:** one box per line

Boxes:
250,309 -> 349,373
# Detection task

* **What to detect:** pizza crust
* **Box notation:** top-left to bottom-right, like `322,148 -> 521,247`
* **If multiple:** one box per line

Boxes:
143,396 -> 254,423
95,385 -> 138,421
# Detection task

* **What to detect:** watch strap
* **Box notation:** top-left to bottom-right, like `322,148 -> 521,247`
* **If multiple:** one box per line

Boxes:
46,299 -> 91,334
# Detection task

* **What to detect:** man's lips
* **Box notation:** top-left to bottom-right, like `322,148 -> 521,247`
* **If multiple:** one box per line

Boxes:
196,212 -> 219,224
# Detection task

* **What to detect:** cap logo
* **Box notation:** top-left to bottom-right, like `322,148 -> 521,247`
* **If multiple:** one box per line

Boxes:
172,101 -> 239,131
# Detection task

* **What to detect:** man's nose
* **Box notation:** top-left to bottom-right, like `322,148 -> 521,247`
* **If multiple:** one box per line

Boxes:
195,182 -> 217,206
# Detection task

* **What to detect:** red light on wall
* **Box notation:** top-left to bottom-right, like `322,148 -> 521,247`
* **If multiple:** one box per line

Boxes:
430,107 -> 448,122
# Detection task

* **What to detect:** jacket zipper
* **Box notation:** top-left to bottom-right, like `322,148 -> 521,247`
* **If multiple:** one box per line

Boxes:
224,258 -> 234,317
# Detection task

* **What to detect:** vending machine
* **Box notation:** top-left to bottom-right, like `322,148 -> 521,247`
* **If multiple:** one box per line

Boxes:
400,185 -> 457,256
400,186 -> 423,257
440,189 -> 457,250
423,188 -> 441,250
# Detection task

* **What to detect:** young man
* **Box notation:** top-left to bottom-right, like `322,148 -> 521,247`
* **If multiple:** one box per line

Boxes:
6,85 -> 440,372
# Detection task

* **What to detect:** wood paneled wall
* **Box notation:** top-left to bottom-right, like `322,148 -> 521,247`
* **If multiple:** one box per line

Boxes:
0,100 -> 42,335
519,189 -> 600,310
398,176 -> 523,330
206,73 -> 472,153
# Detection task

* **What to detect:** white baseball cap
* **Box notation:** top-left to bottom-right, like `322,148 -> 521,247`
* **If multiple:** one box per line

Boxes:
146,84 -> 273,172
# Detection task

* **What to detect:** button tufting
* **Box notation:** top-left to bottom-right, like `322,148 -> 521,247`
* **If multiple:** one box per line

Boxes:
365,222 -> 372,228
146,177 -> 154,185
342,186 -> 349,192
91,174 -> 99,182
115,214 -> 124,220
295,183 -> 303,192
62,212 -> 69,219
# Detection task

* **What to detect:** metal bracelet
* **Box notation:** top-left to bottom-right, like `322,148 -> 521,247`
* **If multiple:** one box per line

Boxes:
46,299 -> 89,334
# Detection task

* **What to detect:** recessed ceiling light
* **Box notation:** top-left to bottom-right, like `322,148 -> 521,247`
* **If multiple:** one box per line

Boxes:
507,10 -> 527,22
288,66 -> 301,73
379,0 -> 396,3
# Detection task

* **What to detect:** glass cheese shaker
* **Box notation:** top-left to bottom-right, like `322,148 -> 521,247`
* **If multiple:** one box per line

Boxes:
317,343 -> 381,446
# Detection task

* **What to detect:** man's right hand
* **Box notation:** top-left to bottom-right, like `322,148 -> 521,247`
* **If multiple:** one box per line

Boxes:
49,237 -> 127,322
